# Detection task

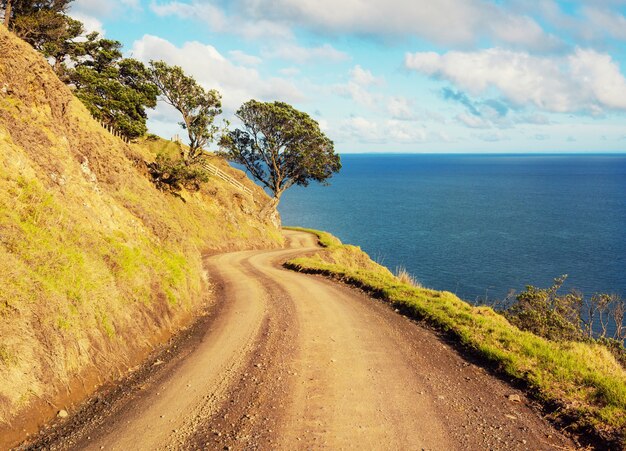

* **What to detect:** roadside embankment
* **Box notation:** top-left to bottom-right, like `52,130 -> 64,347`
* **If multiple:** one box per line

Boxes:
284,227 -> 626,448
0,25 -> 281,447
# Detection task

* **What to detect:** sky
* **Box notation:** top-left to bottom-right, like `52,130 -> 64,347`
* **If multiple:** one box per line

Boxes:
69,0 -> 626,153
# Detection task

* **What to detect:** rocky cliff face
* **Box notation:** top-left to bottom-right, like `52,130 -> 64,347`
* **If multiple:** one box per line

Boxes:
0,24 -> 281,442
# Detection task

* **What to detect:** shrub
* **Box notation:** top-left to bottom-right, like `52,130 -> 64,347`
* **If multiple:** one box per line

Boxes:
146,154 -> 208,196
506,275 -> 584,342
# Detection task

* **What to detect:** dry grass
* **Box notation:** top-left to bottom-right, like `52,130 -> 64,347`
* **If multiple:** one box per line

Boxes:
0,25 -> 281,430
394,266 -> 422,288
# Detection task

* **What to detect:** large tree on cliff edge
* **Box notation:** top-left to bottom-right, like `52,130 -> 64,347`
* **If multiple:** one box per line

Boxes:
220,100 -> 341,209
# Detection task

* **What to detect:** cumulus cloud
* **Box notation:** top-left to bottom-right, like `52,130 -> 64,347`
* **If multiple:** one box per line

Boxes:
131,35 -> 304,113
582,7 -> 626,40
151,2 -> 348,64
387,97 -> 416,120
70,0 -> 141,34
405,47 -> 626,115
69,11 -> 105,34
150,1 -> 292,40
262,43 -> 349,64
475,131 -> 509,142
228,50 -> 262,66
350,65 -> 384,87
218,0 -> 559,50
334,65 -> 385,109
279,67 -> 301,77
521,1 -> 626,44
335,116 -> 440,144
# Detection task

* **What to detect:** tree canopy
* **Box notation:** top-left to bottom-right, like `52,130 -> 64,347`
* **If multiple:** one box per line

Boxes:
2,2 -> 157,139
68,33 -> 158,139
2,0 -> 74,49
149,61 -> 222,163
220,100 -> 341,204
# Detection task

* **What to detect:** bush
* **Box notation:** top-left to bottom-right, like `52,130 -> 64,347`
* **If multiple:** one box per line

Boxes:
146,154 -> 208,196
506,276 -> 626,369
506,275 -> 583,342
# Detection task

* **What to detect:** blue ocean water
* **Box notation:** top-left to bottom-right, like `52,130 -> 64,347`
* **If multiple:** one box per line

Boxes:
278,154 -> 626,304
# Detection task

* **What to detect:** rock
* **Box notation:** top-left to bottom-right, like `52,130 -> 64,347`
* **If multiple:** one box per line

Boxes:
57,409 -> 68,418
505,414 -> 517,420
507,394 -> 522,403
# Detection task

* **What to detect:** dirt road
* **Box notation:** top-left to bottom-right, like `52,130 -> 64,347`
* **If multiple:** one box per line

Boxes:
24,230 -> 577,450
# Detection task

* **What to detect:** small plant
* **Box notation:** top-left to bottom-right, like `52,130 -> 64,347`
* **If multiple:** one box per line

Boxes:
146,154 -> 208,196
394,266 -> 422,288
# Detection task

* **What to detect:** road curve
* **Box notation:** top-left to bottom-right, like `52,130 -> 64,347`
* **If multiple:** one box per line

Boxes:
28,230 -> 576,450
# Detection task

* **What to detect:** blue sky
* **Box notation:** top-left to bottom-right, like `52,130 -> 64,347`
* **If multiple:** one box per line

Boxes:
69,0 -> 626,153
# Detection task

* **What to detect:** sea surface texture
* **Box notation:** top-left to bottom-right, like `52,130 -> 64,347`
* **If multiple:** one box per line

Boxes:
279,154 -> 626,304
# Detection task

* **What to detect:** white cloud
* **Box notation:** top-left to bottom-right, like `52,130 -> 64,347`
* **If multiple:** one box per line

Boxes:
387,97 -> 415,120
228,50 -> 262,66
334,65 -> 385,109
583,7 -> 626,40
72,0 -> 120,16
131,35 -> 304,114
225,0 -> 559,50
335,116 -> 436,144
150,2 -> 349,65
69,12 -> 104,35
279,67 -> 301,77
405,47 -> 626,114
262,43 -> 349,64
475,131 -> 509,142
70,0 -> 141,35
150,1 -> 292,40
457,112 -> 491,129
350,65 -> 384,87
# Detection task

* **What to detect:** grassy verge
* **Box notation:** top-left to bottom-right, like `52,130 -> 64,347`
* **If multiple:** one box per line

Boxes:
283,227 -> 626,446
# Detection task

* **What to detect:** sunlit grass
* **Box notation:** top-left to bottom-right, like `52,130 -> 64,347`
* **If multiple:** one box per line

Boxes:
284,227 -> 626,444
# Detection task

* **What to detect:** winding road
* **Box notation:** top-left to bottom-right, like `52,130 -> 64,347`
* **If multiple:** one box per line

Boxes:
27,230 -> 576,450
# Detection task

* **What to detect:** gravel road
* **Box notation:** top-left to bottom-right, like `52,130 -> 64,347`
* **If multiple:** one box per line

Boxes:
21,230 -> 577,450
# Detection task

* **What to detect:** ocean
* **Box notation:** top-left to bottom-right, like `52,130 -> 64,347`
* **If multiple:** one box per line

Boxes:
278,154 -> 626,305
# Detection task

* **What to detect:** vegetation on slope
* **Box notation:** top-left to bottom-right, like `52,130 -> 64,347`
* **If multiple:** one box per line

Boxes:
284,227 -> 626,446
0,24 -> 281,434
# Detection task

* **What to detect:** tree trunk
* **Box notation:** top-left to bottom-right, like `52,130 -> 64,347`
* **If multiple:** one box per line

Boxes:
4,0 -> 12,28
260,195 -> 281,229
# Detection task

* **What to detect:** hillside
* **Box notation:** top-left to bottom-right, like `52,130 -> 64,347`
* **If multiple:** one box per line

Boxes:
0,24 -> 281,444
285,228 -> 626,446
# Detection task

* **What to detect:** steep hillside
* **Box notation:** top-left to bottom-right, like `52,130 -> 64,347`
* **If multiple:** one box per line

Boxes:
0,24 -> 281,442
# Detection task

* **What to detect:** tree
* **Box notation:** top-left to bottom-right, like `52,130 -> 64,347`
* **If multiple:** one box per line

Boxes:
40,15 -> 83,79
3,0 -> 74,48
68,33 -> 158,139
2,0 -> 12,27
220,100 -> 341,208
149,61 -> 222,164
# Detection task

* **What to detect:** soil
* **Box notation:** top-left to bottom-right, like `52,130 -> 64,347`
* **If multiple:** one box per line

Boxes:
15,230 -> 580,450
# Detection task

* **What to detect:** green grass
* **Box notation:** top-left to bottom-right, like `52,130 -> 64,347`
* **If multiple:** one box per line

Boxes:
284,227 -> 626,445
